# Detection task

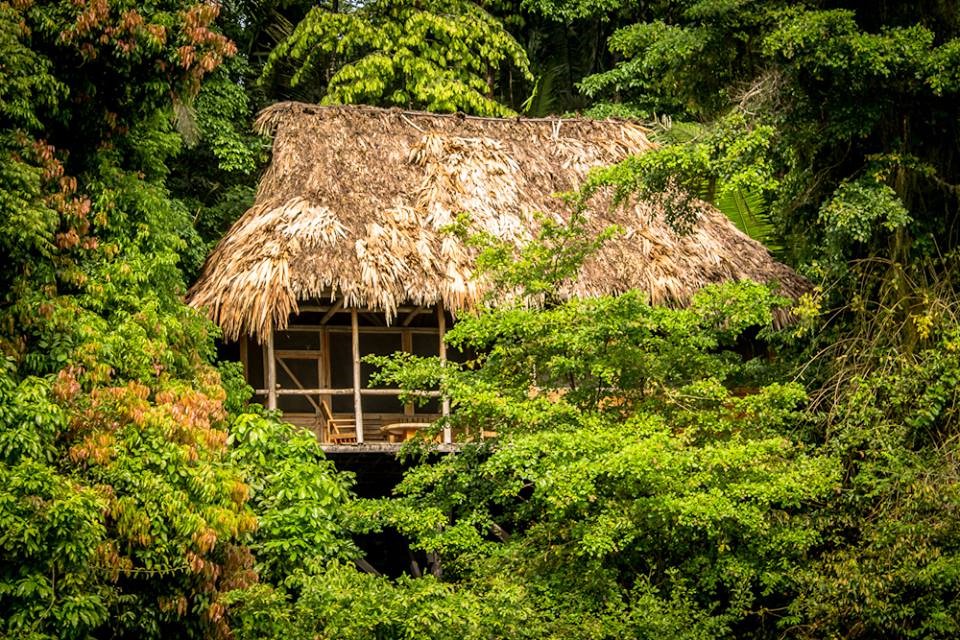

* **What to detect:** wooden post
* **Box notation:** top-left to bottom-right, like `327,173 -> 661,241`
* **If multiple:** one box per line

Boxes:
317,327 -> 327,420
261,338 -> 269,404
438,304 -> 451,444
239,336 -> 249,381
321,327 -> 332,410
266,327 -> 277,411
401,329 -> 414,417
351,309 -> 364,443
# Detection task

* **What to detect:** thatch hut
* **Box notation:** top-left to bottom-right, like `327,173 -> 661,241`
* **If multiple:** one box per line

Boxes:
188,102 -> 807,447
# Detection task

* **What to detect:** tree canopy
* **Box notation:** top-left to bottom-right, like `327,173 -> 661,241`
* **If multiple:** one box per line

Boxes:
2,0 -> 960,638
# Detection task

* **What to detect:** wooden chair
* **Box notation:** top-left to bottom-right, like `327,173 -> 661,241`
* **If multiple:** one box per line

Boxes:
319,400 -> 358,444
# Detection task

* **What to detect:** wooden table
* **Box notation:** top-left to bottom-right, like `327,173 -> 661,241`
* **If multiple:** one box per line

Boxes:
379,422 -> 436,443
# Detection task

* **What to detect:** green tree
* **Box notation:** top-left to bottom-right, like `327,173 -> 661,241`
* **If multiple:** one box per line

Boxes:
574,2 -> 960,300
567,1 -> 960,636
223,216 -> 840,640
263,0 -> 533,115
0,2 -> 351,637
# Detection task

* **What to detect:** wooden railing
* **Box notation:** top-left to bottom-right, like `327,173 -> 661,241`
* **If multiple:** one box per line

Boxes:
254,387 -> 441,397
258,303 -> 451,445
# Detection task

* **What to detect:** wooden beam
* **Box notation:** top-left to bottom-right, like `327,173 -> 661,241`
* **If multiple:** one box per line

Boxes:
258,388 -> 352,396
273,350 -> 323,360
362,389 -> 441,397
319,299 -> 344,324
296,304 -> 423,315
351,309 -> 364,443
402,305 -> 426,326
276,357 -> 321,413
323,326 -> 439,335
254,388 -> 441,397
266,327 -> 277,411
321,442 -> 460,454
438,304 -> 451,444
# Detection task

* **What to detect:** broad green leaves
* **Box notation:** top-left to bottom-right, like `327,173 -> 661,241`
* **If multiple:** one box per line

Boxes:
354,280 -> 838,639
583,113 -> 780,234
228,413 -> 356,581
263,0 -> 532,115
819,178 -> 911,260
0,2 -> 352,638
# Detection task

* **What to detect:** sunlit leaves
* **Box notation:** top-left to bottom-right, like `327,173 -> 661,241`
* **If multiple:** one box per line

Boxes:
583,113 -> 779,233
0,2 -> 259,638
263,0 -> 533,115
228,413 -> 355,581
578,0 -> 960,301
819,178 -> 911,260
361,279 -> 836,638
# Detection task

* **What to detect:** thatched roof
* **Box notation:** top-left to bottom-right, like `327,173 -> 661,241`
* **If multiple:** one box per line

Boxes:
189,102 -> 808,340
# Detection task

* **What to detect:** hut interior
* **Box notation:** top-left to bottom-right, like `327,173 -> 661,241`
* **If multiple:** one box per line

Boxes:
242,302 -> 462,447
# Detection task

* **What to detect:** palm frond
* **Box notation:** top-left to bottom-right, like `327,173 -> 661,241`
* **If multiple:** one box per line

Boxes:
715,187 -> 781,253
522,64 -> 564,116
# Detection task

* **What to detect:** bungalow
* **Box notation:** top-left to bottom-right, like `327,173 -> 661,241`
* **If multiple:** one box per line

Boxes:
187,103 -> 807,449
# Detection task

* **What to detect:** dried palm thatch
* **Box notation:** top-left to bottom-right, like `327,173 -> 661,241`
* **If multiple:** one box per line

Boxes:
189,102 -> 809,340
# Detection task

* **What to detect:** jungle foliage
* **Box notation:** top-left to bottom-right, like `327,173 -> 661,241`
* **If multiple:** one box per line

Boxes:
2,0 -> 960,638
0,2 -> 348,638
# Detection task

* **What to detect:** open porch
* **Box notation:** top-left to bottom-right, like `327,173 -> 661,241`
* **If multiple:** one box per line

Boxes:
241,301 -> 455,448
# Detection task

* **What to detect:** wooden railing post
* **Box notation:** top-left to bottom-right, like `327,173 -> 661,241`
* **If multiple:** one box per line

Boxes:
266,326 -> 277,411
351,309 -> 364,443
438,304 -> 451,444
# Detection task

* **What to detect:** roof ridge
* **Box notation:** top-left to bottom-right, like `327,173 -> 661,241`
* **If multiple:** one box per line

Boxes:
259,101 -> 651,127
